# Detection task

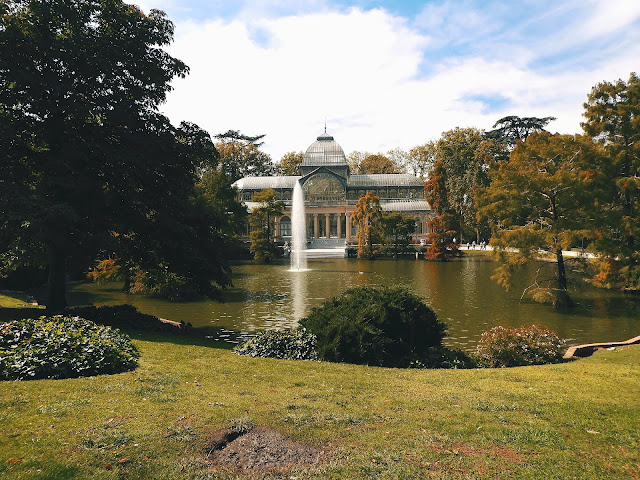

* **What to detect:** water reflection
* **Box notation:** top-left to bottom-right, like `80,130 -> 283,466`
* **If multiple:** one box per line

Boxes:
67,257 -> 640,350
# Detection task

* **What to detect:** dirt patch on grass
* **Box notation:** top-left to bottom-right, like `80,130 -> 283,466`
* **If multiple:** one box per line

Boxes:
429,441 -> 525,464
204,425 -> 328,474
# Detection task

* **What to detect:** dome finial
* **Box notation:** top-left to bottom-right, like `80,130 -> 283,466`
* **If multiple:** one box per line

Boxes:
324,117 -> 327,133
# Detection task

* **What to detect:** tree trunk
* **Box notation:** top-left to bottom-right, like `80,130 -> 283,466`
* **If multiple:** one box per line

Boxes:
122,267 -> 131,293
46,242 -> 67,313
555,248 -> 568,290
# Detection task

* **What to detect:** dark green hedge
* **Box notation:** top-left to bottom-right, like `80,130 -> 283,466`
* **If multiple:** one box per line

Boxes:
0,316 -> 140,380
300,286 -> 458,368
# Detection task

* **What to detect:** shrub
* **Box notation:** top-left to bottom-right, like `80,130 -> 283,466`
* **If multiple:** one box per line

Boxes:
416,346 -> 478,369
234,329 -> 317,360
299,286 -> 448,368
0,316 -> 140,380
476,324 -> 565,367
129,268 -> 200,302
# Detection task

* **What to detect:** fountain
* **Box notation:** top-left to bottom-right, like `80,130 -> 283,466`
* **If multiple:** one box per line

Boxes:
290,180 -> 308,271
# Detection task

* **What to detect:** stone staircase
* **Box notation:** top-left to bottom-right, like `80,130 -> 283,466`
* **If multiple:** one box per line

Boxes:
304,238 -> 347,258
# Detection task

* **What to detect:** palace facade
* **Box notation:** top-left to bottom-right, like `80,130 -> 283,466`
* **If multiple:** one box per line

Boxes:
233,130 -> 432,245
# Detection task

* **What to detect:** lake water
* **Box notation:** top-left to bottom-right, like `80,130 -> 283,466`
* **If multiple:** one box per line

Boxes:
67,256 -> 640,350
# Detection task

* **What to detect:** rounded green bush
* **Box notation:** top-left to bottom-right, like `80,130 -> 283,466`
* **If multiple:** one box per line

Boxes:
234,328 -> 318,360
0,316 -> 140,380
476,324 -> 565,367
299,286 -> 448,368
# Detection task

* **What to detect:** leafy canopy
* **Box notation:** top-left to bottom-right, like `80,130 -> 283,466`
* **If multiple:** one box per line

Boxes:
0,0 -> 231,310
478,131 -> 605,305
582,72 -> 640,290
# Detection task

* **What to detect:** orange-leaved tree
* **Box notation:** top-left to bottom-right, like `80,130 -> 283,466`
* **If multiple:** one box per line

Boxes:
353,191 -> 382,259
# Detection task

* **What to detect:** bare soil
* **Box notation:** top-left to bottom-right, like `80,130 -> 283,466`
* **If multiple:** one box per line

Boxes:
205,426 -> 328,474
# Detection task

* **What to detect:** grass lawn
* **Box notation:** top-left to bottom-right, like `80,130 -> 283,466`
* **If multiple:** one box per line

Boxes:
0,291 -> 42,309
1,329 -> 639,479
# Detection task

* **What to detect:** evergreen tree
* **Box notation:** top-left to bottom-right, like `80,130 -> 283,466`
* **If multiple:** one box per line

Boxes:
486,115 -> 557,149
582,73 -> 640,290
478,132 -> 606,307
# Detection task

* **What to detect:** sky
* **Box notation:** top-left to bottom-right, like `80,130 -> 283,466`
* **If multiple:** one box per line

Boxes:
135,0 -> 640,161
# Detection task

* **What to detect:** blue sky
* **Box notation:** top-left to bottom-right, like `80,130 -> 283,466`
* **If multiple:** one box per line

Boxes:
136,0 -> 640,160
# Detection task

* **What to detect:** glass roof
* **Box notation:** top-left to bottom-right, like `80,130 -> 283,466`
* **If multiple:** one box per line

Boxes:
348,174 -> 425,187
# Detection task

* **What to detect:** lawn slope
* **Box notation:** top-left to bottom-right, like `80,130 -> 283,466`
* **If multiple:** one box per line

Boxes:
1,333 -> 639,479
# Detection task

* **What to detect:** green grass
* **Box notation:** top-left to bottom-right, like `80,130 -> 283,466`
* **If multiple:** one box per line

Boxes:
1,330 -> 639,479
0,291 -> 42,309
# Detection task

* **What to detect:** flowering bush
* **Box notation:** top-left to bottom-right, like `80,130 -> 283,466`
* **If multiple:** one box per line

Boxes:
234,329 -> 318,360
0,316 -> 140,380
476,324 -> 565,367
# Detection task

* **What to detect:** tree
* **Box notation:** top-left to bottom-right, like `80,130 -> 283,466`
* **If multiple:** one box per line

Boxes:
346,150 -> 370,173
358,154 -> 398,174
380,212 -> 415,257
215,131 -> 274,182
196,168 -> 247,238
386,148 -> 409,174
407,142 -> 437,178
353,191 -> 382,259
215,129 -> 266,146
434,128 -> 489,242
0,1 -> 235,310
275,151 -> 304,176
478,132 -> 605,307
486,115 -> 557,149
582,73 -> 640,290
249,189 -> 284,263
424,160 -> 458,261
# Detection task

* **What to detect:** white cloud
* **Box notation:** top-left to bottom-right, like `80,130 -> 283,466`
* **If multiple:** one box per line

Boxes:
152,2 -> 639,161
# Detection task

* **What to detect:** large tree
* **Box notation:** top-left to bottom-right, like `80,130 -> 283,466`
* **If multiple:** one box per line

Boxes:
215,130 -> 274,182
275,151 -> 304,176
424,160 -> 458,261
407,142 -> 437,179
358,154 -> 398,174
582,73 -> 640,290
486,115 -> 557,149
433,127 -> 490,242
478,132 -> 605,307
353,191 -> 382,259
249,189 -> 283,263
0,1 -> 228,310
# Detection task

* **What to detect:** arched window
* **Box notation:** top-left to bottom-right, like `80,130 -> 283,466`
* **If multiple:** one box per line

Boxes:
303,173 -> 345,204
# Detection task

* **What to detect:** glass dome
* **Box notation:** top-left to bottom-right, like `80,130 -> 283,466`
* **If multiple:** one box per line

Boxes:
303,131 -> 347,166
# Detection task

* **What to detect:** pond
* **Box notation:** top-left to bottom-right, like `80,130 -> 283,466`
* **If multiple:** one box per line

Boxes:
67,256 -> 640,350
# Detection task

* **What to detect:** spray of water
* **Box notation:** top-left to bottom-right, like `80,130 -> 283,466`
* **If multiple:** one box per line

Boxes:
290,181 -> 307,271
